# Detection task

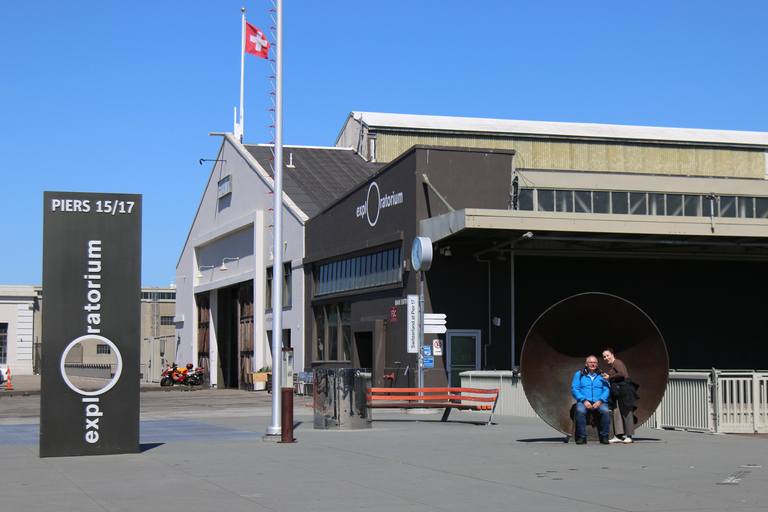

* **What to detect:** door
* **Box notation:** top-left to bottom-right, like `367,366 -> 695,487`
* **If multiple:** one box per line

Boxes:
447,330 -> 481,386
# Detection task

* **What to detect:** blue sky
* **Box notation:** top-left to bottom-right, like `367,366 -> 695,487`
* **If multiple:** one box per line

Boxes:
1,1 -> 766,287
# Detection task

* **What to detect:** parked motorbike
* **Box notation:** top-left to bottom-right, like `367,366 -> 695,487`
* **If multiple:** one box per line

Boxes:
160,363 -> 205,387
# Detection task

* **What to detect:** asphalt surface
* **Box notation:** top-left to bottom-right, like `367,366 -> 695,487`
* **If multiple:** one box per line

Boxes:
1,375 -> 766,511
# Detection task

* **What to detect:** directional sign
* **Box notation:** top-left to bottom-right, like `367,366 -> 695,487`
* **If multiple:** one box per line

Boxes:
423,356 -> 435,368
424,313 -> 446,324
424,313 -> 446,333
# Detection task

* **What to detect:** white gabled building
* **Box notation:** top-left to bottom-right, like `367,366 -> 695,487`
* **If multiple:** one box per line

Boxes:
174,133 -> 382,389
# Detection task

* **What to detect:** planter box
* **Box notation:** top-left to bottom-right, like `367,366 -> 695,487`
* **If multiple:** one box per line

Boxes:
253,372 -> 271,383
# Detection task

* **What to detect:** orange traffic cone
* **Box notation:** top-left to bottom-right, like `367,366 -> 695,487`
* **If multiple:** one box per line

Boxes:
6,367 -> 12,390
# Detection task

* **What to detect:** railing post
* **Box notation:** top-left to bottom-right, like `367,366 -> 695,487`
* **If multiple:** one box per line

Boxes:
710,368 -> 719,433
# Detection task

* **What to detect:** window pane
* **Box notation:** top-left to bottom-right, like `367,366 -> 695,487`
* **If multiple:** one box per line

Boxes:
738,197 -> 754,218
684,195 -> 702,217
593,191 -> 610,214
756,197 -> 768,218
375,252 -> 383,285
629,192 -> 647,215
648,193 -> 665,215
667,194 -> 683,216
283,263 -> 292,307
611,192 -> 628,214
574,191 -> 591,213
537,189 -> 555,212
341,302 -> 352,361
518,189 -> 534,211
555,190 -> 573,212
396,248 -> 403,282
315,308 -> 325,360
266,267 -> 273,304
719,196 -> 736,217
327,305 -> 338,360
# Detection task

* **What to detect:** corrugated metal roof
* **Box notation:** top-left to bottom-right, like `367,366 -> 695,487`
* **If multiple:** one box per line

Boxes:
245,145 -> 384,218
345,112 -> 768,147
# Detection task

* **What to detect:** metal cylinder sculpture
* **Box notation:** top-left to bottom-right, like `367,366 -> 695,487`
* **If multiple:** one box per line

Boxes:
521,292 -> 669,439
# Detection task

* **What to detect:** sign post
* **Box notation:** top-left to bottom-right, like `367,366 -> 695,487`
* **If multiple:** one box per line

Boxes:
40,192 -> 141,457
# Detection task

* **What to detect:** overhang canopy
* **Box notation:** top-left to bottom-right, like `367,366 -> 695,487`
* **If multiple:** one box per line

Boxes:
419,208 -> 768,260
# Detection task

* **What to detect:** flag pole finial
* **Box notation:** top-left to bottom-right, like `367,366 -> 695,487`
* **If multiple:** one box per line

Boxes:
241,7 -> 245,12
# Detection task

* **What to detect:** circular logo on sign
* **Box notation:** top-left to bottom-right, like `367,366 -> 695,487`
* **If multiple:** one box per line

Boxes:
60,335 -> 123,396
366,182 -> 381,227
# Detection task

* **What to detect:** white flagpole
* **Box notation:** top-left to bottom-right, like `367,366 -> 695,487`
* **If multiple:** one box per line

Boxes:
267,0 -> 284,437
236,8 -> 245,141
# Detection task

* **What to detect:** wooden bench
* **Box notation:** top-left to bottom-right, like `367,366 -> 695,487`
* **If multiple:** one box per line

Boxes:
367,387 -> 499,425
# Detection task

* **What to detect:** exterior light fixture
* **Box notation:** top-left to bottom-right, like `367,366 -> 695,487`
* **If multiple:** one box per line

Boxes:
221,257 -> 240,271
196,265 -> 214,278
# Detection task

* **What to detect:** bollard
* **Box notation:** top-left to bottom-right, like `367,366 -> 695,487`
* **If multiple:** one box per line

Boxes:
280,387 -> 295,443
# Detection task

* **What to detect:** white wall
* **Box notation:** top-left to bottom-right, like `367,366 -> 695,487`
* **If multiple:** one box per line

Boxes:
175,134 -> 307,386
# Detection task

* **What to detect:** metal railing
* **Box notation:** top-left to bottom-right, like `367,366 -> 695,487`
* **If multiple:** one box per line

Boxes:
462,369 -> 768,433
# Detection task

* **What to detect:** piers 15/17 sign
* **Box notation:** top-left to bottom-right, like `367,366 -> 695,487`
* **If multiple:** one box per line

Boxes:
40,192 -> 141,458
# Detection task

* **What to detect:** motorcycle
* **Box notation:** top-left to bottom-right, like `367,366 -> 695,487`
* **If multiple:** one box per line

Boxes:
160,363 -> 205,387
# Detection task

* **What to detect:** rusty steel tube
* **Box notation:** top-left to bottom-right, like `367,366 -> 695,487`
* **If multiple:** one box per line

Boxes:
521,292 -> 669,439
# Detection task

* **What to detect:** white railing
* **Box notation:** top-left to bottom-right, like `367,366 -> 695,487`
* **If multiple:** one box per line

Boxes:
714,371 -> 768,433
462,369 -> 768,433
460,371 -> 537,418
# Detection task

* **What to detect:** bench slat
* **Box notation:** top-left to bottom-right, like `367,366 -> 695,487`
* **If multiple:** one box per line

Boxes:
366,387 -> 499,425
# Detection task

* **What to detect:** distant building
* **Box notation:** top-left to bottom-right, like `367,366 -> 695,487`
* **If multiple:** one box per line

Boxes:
0,286 -> 41,375
0,284 -> 175,380
139,287 -> 177,383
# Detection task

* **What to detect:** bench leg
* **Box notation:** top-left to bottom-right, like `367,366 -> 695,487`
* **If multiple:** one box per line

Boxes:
440,408 -> 452,422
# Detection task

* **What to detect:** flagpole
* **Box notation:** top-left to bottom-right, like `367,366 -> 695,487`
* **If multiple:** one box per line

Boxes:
267,0 -> 284,437
236,8 -> 245,141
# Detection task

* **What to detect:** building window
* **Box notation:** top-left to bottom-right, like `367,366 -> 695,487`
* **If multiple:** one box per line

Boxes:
141,291 -> 176,300
314,247 -> 402,297
519,188 -> 768,221
160,316 -> 174,326
266,262 -> 292,309
0,324 -> 7,364
96,344 -> 111,355
313,302 -> 351,362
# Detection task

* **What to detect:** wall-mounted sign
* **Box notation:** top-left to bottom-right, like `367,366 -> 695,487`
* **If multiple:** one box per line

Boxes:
433,339 -> 443,356
40,192 -> 142,458
355,181 -> 404,227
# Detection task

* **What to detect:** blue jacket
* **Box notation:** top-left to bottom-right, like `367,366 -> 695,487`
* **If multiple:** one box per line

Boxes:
572,370 -> 610,403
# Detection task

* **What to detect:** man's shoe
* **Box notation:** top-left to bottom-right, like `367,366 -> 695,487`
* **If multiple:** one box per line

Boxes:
622,437 -> 633,444
599,436 -> 610,444
608,436 -> 623,443
575,437 -> 586,444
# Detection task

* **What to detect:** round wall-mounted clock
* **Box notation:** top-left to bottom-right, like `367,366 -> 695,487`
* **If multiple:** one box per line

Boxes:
411,236 -> 433,271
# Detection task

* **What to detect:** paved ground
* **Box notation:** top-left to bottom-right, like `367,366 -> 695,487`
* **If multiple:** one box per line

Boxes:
1,375 -> 766,512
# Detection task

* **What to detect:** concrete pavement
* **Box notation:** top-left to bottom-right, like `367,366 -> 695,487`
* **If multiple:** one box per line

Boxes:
1,382 -> 766,511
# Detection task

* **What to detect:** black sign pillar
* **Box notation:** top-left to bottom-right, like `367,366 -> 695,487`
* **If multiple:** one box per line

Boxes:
41,192 -> 142,457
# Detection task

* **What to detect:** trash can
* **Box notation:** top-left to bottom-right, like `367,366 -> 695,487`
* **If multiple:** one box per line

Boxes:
313,368 -> 372,429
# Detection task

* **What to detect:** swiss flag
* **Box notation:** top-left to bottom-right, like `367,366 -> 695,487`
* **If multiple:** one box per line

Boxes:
245,22 -> 270,59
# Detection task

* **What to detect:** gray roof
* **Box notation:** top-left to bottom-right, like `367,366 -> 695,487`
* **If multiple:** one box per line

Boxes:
245,145 -> 384,219
343,111 -> 768,147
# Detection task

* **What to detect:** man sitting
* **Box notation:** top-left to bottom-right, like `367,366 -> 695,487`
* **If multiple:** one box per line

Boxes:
571,355 -> 611,444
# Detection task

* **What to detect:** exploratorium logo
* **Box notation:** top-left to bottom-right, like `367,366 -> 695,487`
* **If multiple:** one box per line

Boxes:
355,181 -> 404,227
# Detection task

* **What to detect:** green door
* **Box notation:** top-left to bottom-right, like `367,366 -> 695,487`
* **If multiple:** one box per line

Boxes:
447,330 -> 480,386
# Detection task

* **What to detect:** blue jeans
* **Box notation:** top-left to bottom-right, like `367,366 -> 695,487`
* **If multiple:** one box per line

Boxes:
575,401 -> 611,438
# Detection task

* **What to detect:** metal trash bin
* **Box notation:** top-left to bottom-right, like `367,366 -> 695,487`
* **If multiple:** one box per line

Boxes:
313,368 -> 372,429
